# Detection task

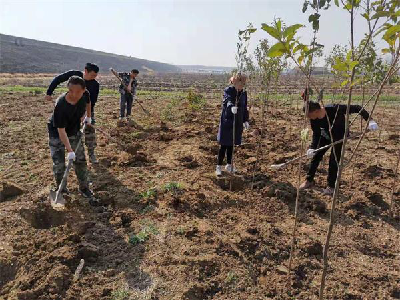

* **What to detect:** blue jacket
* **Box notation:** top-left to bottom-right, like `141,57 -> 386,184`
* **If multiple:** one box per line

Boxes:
217,86 -> 249,146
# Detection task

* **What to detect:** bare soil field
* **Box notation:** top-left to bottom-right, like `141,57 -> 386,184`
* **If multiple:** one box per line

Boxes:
0,73 -> 399,300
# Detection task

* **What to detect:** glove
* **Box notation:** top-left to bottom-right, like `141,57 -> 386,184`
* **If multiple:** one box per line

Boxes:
244,122 -> 250,130
306,149 -> 315,158
368,120 -> 378,131
84,117 -> 92,125
231,106 -> 238,114
67,152 -> 76,161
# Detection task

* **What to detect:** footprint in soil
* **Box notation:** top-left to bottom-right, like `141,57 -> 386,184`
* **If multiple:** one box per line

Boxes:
365,191 -> 389,210
178,155 -> 200,169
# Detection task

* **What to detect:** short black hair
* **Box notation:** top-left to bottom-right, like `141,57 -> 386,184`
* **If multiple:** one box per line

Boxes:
68,76 -> 86,89
131,69 -> 139,74
85,63 -> 99,73
303,101 -> 321,113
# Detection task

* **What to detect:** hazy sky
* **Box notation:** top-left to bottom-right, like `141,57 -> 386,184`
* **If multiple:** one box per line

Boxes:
0,0 -> 380,67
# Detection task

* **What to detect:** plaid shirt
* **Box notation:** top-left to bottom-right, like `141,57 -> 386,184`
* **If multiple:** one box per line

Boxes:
118,73 -> 138,96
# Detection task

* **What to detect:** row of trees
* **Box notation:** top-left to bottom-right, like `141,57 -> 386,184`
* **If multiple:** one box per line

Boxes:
234,0 -> 400,299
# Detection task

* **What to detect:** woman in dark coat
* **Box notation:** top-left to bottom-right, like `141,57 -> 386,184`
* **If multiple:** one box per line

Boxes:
216,74 -> 249,176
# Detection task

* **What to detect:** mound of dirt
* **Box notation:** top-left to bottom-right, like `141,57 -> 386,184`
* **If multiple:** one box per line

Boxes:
0,181 -> 24,201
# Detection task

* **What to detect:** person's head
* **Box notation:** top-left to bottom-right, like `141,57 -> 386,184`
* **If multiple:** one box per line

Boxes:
67,76 -> 86,101
130,69 -> 139,79
84,63 -> 99,80
231,73 -> 246,90
304,101 -> 322,120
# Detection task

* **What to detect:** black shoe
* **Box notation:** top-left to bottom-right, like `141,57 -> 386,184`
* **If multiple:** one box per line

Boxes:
89,198 -> 101,207
80,187 -> 94,198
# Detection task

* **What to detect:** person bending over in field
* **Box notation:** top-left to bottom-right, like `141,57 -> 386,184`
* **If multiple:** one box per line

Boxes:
216,74 -> 250,176
119,69 -> 139,121
46,63 -> 100,163
47,76 -> 98,206
299,100 -> 378,196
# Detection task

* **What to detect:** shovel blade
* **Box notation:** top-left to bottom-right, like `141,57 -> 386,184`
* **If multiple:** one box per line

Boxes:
49,190 -> 66,209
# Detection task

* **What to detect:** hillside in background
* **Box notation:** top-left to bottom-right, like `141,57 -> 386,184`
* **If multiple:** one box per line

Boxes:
178,65 -> 234,74
0,34 -> 181,73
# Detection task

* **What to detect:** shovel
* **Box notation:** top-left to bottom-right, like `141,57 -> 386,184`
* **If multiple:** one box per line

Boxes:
270,134 -> 360,170
50,123 -> 87,209
110,68 -> 150,116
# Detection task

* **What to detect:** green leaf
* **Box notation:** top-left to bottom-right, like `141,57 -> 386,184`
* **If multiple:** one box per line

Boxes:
371,11 -> 392,20
298,55 -> 305,65
381,48 -> 391,54
333,62 -> 347,72
383,24 -> 400,41
319,0 -> 326,9
361,12 -> 370,20
344,3 -> 352,10
276,19 -> 282,33
346,50 -> 353,60
283,24 -> 304,40
261,23 -> 280,40
334,0 -> 339,6
267,43 -> 287,57
348,60 -> 359,70
341,79 -> 349,87
302,1 -> 309,13
293,43 -> 306,54
308,13 -> 321,31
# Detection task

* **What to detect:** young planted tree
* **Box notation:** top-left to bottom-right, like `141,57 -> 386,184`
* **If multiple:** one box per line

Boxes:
250,37 -> 287,189
258,2 -> 328,279
228,25 -> 255,191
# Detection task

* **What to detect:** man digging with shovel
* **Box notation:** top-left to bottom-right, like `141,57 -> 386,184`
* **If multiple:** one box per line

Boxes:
46,63 -> 100,164
299,100 -> 378,196
47,76 -> 99,206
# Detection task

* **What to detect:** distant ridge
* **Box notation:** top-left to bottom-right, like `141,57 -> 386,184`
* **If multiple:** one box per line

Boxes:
0,33 -> 181,73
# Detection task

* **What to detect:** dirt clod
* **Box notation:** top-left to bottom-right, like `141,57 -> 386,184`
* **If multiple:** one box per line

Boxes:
0,181 -> 24,201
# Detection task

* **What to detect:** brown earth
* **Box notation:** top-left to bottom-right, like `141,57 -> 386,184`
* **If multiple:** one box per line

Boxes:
0,75 -> 399,300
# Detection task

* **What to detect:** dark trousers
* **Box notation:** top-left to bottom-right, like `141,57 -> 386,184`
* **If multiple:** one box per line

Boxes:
120,93 -> 134,117
218,145 -> 233,165
306,137 -> 342,188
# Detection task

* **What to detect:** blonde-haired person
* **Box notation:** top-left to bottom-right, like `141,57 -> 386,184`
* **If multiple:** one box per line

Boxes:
216,74 -> 250,176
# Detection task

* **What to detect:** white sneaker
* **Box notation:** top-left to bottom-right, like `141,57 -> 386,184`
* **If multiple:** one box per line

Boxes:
119,117 -> 126,121
322,186 -> 334,196
215,165 -> 222,176
225,164 -> 237,173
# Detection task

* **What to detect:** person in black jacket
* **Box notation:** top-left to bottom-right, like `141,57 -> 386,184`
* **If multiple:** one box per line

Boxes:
299,101 -> 378,195
47,76 -> 97,205
216,74 -> 249,176
46,63 -> 100,163
118,69 -> 139,121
